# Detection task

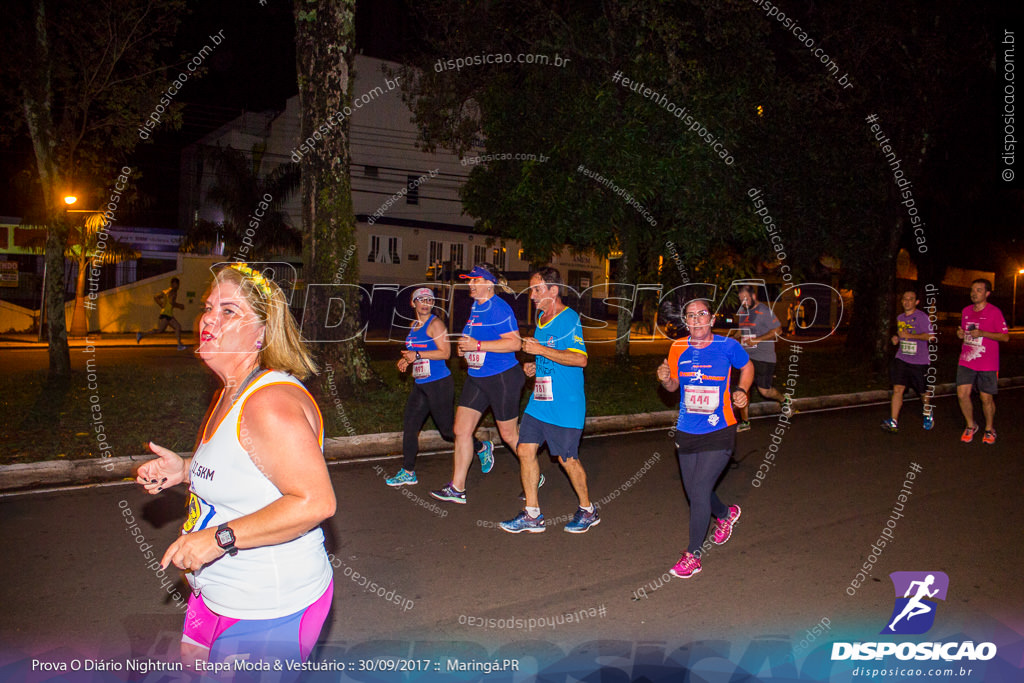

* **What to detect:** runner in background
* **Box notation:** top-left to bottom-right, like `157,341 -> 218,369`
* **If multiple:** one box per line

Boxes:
431,263 -> 524,504
955,279 -> 1009,444
733,285 -> 788,431
881,290 -> 934,433
499,268 -> 598,534
657,297 -> 753,579
389,287 -> 492,487
137,277 -> 186,350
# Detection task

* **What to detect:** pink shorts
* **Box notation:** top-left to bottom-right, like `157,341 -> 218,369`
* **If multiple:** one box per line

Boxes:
182,581 -> 333,664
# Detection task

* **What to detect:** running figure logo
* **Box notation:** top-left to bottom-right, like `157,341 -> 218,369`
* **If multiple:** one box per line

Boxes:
881,571 -> 949,635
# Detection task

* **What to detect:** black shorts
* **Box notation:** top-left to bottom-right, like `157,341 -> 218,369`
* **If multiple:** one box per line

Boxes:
752,360 -> 775,391
458,365 -> 525,422
519,413 -> 583,460
158,314 -> 174,321
956,365 -> 998,395
890,358 -> 927,395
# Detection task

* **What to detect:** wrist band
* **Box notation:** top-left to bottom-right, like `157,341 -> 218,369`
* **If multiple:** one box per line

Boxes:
735,387 -> 748,394
477,340 -> 481,352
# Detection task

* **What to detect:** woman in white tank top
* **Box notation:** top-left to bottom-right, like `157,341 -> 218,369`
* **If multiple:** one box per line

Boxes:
135,263 -> 335,669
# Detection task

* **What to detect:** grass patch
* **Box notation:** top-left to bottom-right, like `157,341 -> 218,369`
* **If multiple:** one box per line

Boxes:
3,332 -> 1020,465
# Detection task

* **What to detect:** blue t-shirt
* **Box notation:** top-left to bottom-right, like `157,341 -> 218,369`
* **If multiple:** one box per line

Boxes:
462,295 -> 519,377
525,307 -> 587,429
668,335 -> 749,435
404,315 -> 451,384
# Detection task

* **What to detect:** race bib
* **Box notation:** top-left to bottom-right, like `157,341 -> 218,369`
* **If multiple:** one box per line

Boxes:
899,339 -> 918,355
183,492 -> 216,534
534,376 -> 554,401
684,384 -> 720,415
465,350 -> 486,369
964,330 -> 982,346
412,359 -> 431,379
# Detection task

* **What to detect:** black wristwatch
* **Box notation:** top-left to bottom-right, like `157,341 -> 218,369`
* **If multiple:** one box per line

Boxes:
216,523 -> 238,556
415,352 -> 422,360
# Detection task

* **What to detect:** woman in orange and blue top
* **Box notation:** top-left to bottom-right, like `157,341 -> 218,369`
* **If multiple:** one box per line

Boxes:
657,297 -> 753,579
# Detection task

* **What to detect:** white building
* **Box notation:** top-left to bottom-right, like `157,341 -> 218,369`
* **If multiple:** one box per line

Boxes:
179,55 -> 607,327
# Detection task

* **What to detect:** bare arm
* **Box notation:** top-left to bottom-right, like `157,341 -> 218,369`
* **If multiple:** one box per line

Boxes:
160,385 -> 335,570
458,329 -> 522,354
521,337 -> 587,368
400,318 -> 451,362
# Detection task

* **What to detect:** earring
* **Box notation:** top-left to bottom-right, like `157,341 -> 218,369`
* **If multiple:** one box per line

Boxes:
256,340 -> 263,350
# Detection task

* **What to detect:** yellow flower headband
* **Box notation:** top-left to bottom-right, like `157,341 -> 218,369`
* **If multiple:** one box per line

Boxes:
229,263 -> 273,299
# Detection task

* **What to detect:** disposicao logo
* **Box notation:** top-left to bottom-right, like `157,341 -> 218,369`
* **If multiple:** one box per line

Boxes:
882,571 -> 948,635
831,571 -> 997,662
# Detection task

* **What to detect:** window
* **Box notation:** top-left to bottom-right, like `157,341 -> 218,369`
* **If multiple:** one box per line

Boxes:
368,235 -> 402,264
492,246 -> 507,270
364,165 -> 379,177
473,245 -> 487,265
449,243 -> 464,270
406,175 -> 420,205
429,240 -> 445,266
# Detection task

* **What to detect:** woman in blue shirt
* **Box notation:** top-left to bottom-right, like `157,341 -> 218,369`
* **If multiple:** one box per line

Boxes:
431,264 -> 524,504
389,287 -> 492,487
657,297 -> 753,579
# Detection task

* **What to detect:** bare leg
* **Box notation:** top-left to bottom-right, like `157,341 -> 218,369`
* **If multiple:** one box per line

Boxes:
979,392 -> 996,432
890,385 -> 906,422
956,384 -> 975,428
181,641 -> 209,671
757,384 -> 785,404
495,417 -> 520,457
560,456 -> 591,508
169,318 -> 183,344
451,406 -> 482,490
517,442 -> 541,508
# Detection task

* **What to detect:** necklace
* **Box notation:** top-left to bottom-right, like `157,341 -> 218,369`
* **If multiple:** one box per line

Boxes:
231,365 -> 264,402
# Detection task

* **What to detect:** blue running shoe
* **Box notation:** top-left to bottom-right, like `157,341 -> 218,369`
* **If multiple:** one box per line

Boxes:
922,413 -> 934,430
564,507 -> 601,534
430,482 -> 466,504
498,510 -> 545,534
880,418 -> 898,434
518,473 -> 546,501
386,469 -> 417,487
477,440 -> 494,473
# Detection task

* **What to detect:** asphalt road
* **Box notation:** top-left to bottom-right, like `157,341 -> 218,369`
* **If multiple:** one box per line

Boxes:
1,393 -> 1021,680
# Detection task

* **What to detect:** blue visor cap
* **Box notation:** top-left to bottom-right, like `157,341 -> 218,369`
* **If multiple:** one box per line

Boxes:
460,266 -> 497,283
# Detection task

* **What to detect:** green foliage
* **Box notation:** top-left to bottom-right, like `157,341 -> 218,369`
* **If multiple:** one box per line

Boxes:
182,146 -> 303,259
398,0 -> 776,283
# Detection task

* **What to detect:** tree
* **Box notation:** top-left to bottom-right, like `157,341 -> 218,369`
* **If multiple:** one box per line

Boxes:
293,0 -> 378,394
63,212 -> 140,336
181,145 -> 302,259
3,0 -> 186,383
748,0 -> 1000,363
396,0 -> 775,360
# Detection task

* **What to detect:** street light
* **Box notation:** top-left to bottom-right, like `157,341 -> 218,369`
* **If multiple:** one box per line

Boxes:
1013,268 -> 1024,329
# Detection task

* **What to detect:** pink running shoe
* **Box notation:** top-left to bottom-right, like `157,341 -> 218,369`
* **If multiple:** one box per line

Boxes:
712,505 -> 742,545
669,551 -> 702,579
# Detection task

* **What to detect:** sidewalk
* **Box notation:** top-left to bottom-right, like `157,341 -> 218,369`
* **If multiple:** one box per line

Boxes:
0,332 -> 197,350
2,377 -> 1021,492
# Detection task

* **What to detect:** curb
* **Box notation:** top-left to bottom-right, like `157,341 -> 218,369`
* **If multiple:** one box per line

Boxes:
3,378 -> 1021,492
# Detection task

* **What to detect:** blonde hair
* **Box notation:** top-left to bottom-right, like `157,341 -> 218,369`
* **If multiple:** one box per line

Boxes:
210,265 -> 318,379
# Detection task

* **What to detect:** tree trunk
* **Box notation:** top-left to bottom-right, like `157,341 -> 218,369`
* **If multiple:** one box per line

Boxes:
44,221 -> 71,383
22,0 -> 71,383
294,0 -> 378,400
845,221 -> 902,367
615,248 -> 631,362
69,251 -> 89,337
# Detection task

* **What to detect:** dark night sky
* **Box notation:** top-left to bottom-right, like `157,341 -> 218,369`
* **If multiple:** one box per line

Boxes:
2,0 -> 1020,286
0,0 -> 417,225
